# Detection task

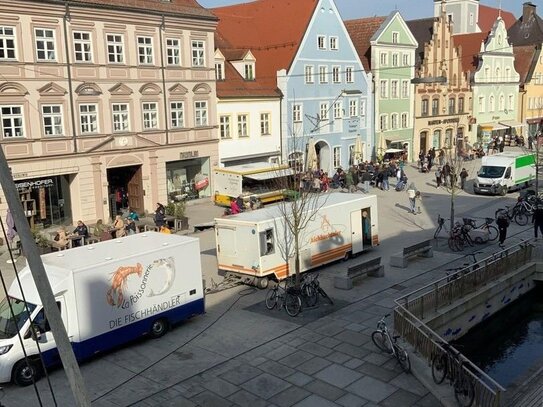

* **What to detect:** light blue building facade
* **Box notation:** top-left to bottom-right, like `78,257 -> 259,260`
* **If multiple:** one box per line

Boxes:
277,0 -> 372,174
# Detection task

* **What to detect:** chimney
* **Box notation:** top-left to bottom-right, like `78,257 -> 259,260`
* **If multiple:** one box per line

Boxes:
523,2 -> 536,22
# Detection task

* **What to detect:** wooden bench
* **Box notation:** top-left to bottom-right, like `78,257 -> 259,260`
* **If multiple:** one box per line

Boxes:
390,239 -> 433,268
334,256 -> 384,290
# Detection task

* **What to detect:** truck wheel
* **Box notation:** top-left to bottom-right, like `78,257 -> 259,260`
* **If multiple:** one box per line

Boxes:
257,277 -> 269,289
150,318 -> 169,338
343,251 -> 351,261
500,186 -> 507,196
13,360 -> 40,386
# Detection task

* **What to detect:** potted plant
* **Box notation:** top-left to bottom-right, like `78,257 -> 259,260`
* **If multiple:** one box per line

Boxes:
31,228 -> 52,254
166,201 -> 189,231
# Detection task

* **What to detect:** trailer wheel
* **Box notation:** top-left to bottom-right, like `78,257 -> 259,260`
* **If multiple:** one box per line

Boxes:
13,359 -> 40,386
343,251 -> 351,261
150,318 -> 169,339
257,277 -> 269,289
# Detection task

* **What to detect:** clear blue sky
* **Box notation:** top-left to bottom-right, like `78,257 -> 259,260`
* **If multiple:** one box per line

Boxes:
197,0 -> 529,20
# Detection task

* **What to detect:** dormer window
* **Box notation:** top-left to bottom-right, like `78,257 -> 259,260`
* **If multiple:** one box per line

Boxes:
244,63 -> 254,80
215,62 -> 224,80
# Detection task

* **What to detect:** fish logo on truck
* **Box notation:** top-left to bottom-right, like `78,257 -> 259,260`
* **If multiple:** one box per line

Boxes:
106,257 -> 176,308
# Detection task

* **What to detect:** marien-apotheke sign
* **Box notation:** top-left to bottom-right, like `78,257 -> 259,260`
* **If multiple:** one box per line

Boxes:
428,117 -> 460,126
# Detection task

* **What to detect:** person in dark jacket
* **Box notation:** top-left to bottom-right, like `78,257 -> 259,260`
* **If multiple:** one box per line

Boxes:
72,220 -> 89,247
533,205 -> 543,240
496,213 -> 510,247
154,203 -> 166,227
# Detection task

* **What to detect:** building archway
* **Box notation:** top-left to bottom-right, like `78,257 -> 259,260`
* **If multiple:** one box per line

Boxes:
315,140 -> 331,174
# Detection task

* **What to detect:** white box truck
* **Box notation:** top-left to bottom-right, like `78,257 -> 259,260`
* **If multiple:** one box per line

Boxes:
0,232 -> 204,386
215,193 -> 379,287
473,152 -> 535,195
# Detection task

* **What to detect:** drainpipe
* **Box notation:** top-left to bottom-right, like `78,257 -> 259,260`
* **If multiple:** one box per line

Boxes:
279,93 -> 283,163
159,15 -> 169,145
63,2 -> 78,153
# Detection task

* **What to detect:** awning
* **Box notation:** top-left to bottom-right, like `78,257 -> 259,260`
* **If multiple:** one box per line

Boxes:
385,134 -> 410,142
499,120 -> 524,128
244,168 -> 296,181
479,122 -> 508,131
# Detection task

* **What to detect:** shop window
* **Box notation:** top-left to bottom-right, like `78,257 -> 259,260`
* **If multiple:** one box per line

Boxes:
260,229 -> 274,256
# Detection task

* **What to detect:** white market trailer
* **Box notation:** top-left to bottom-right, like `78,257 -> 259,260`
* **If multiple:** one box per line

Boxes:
0,232 -> 204,385
215,193 -> 379,286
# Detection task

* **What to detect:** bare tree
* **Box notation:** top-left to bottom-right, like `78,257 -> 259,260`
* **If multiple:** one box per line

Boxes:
273,128 -> 328,287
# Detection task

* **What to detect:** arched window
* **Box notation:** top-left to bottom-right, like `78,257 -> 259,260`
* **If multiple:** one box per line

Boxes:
489,95 -> 495,112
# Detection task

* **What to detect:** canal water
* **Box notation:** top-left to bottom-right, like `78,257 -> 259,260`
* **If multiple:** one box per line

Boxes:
455,283 -> 543,388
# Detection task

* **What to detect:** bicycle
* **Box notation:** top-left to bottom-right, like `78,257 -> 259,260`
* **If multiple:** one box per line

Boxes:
495,203 -> 529,226
434,214 -> 450,239
309,273 -> 334,305
371,314 -> 411,373
445,252 -> 481,282
448,222 -> 473,252
300,273 -> 318,308
265,278 -> 302,317
431,341 -> 475,407
462,217 -> 498,242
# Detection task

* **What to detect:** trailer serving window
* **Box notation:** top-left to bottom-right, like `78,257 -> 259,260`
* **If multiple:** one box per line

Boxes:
260,229 -> 275,256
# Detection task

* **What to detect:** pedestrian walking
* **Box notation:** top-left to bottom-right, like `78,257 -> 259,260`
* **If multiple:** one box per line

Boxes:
496,213 -> 510,247
435,166 -> 442,188
361,171 -> 372,193
406,183 -> 420,214
154,202 -> 166,227
460,168 -> 468,190
533,205 -> 543,240
528,135 -> 534,150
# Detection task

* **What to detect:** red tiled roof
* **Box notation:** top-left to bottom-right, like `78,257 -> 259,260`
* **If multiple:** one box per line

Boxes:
213,0 -> 318,90
344,17 -> 387,72
478,5 -> 516,32
453,32 -> 487,73
514,44 -> 540,83
216,61 -> 282,98
67,0 -> 215,18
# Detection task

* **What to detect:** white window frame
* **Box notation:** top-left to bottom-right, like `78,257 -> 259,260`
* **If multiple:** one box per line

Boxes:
194,101 -> 208,126
391,80 -> 398,98
317,35 -> 326,50
329,36 -> 338,50
349,99 -> 358,117
166,38 -> 181,66
305,65 -> 314,84
244,63 -> 254,80
478,96 -> 485,113
402,53 -> 409,66
42,105 -> 63,136
333,146 -> 341,168
0,26 -> 16,60
401,112 -> 408,128
392,53 -> 399,67
73,31 -> 92,63
112,103 -> 129,132
219,115 -> 231,139
319,66 -> 328,84
79,104 -> 98,134
360,100 -> 366,117
170,101 -> 185,128
345,66 -> 354,83
292,104 -> 302,122
392,31 -> 399,44
237,114 -> 248,137
191,40 -> 205,67
334,102 -> 342,119
320,103 -> 329,121
401,80 -> 409,98
499,94 -> 505,111
35,28 -> 56,61
1,106 -> 24,138
391,113 -> 398,129
380,52 -> 387,66
215,62 -> 224,80
379,114 -> 388,131
142,102 -> 158,130
332,66 -> 341,83
380,80 -> 388,98
508,94 -> 514,110
260,113 -> 270,135
106,34 -> 124,63
137,36 -> 154,65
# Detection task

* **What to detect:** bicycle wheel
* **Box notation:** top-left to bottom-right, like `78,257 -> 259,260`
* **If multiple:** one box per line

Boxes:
265,288 -> 278,310
455,235 -> 465,251
284,292 -> 302,317
486,225 -> 499,241
303,284 -> 318,308
448,236 -> 459,251
434,225 -> 442,239
431,352 -> 448,384
395,345 -> 411,373
454,373 -> 475,407
463,233 -> 474,247
515,211 -> 529,226
371,331 -> 393,354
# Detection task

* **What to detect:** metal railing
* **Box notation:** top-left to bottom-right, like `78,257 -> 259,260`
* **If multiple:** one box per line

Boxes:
394,242 -> 534,407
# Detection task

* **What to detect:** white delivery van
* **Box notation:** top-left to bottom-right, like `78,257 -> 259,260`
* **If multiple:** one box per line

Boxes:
0,232 -> 204,386
215,193 -> 378,287
473,152 -> 535,196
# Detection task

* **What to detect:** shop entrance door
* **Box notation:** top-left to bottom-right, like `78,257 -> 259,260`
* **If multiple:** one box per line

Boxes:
107,165 -> 143,219
127,167 -> 143,213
